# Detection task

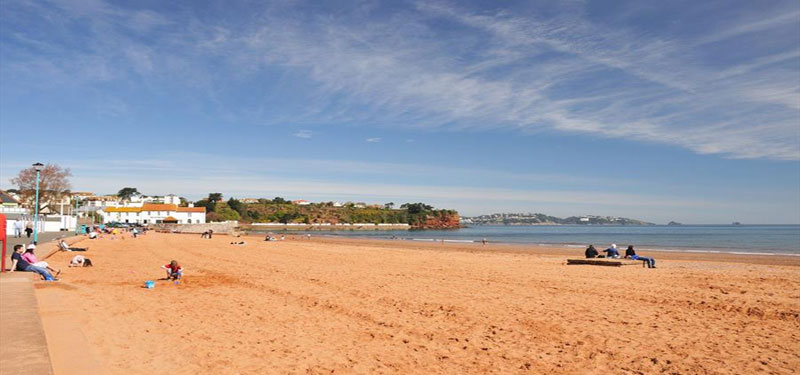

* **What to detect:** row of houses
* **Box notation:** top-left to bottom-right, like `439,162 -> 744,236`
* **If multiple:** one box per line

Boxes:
101,204 -> 206,224
2,190 -> 207,226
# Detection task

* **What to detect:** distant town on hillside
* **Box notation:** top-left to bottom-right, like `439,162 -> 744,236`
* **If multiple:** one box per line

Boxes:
461,213 -> 655,226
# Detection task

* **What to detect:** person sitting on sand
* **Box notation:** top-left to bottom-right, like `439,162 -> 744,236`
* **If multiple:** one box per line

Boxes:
9,245 -> 57,281
22,244 -> 61,276
161,260 -> 183,280
69,255 -> 93,267
624,245 -> 656,268
585,244 -> 599,258
603,244 -> 620,259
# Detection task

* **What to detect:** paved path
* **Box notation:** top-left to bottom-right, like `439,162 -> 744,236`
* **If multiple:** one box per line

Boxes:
0,272 -> 54,375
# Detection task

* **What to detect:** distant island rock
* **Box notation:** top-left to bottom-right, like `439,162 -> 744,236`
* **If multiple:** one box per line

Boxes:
461,213 -> 655,226
667,221 -> 683,226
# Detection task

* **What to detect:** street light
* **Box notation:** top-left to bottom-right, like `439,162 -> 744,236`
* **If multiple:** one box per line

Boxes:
32,162 -> 43,244
74,196 -> 81,235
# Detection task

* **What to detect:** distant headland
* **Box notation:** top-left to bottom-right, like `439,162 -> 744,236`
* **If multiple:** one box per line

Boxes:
461,213 -> 655,226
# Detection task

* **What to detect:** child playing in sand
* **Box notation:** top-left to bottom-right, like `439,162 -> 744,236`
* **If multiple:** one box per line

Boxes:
69,255 -> 93,267
161,260 -> 183,280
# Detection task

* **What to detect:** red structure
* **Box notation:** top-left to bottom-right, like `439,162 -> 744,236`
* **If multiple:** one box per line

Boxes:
0,213 -> 6,272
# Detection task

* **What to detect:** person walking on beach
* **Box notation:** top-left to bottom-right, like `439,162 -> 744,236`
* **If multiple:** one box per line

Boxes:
585,245 -> 599,258
603,244 -> 620,259
9,245 -> 57,281
624,245 -> 656,268
25,222 -> 33,238
14,219 -> 23,238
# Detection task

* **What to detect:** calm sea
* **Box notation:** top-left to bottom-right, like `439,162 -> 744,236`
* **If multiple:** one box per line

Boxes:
270,225 -> 800,256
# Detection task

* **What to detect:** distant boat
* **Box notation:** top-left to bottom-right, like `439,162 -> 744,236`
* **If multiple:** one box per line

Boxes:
732,222 -> 742,225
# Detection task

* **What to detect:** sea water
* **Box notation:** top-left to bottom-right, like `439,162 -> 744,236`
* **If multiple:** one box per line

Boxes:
265,225 -> 800,256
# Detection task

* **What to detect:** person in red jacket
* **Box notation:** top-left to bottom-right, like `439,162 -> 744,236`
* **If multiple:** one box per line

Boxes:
161,260 -> 183,280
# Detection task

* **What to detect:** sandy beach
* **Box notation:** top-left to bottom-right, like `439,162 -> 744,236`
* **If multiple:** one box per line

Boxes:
32,232 -> 800,374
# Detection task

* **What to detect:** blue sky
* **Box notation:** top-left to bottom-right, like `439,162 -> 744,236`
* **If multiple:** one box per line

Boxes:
1,0 -> 798,224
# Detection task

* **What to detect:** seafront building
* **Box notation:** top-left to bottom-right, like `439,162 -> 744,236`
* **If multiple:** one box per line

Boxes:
101,203 -> 206,224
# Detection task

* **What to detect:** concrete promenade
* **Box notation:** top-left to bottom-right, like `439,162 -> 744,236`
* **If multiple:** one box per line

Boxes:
0,232 -> 86,375
0,272 -> 54,375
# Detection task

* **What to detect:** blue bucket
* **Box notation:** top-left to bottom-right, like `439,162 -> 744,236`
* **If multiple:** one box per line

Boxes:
145,280 -> 155,289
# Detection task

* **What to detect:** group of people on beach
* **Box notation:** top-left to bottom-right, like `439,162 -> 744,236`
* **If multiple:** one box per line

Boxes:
9,244 -> 60,281
11,219 -> 34,238
585,244 -> 656,268
8,241 -> 94,281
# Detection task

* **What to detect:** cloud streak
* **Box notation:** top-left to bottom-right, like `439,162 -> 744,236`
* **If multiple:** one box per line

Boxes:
293,130 -> 312,138
1,0 -> 798,160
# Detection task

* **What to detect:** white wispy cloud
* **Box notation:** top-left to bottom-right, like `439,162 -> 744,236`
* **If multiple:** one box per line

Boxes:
2,0 -> 798,160
694,11 -> 800,45
293,130 -> 312,138
365,137 -> 381,143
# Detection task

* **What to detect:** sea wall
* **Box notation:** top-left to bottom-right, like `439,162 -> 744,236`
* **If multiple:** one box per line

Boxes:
152,221 -> 239,234
240,223 -> 410,231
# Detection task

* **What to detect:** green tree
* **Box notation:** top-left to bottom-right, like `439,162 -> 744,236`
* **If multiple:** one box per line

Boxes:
216,206 -> 241,221
195,198 -> 215,212
227,197 -> 244,215
246,210 -> 261,221
117,187 -> 139,201
272,197 -> 287,204
279,211 -> 298,224
208,193 -> 223,204
401,202 -> 433,214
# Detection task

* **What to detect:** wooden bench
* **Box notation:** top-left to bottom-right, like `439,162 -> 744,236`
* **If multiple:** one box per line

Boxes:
567,258 -> 647,267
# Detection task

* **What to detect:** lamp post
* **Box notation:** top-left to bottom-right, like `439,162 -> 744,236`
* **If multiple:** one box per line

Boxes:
32,162 -> 44,244
74,196 -> 80,235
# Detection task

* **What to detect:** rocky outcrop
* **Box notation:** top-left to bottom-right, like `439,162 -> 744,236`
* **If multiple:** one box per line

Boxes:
414,213 -> 461,229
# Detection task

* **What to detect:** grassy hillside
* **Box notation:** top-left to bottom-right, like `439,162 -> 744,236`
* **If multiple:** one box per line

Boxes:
203,199 -> 459,228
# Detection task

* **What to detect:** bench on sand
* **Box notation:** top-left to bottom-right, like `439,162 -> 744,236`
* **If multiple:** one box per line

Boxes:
567,258 -> 647,267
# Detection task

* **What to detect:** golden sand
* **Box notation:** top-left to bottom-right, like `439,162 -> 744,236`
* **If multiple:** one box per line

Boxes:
34,232 -> 800,374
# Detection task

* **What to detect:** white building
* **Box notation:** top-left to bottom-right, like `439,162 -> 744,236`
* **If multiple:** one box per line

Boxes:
101,203 -> 206,224
128,194 -> 181,206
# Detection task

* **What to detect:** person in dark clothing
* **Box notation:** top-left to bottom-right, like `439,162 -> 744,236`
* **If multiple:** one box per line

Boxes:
624,245 -> 656,268
9,245 -> 56,281
585,245 -> 599,258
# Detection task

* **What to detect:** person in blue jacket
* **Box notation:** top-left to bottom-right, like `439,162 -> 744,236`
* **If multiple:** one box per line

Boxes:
625,245 -> 656,268
603,244 -> 620,258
